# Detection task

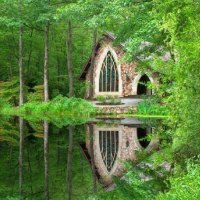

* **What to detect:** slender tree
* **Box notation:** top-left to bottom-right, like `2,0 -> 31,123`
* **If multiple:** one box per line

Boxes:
44,20 -> 50,102
66,20 -> 73,97
19,0 -> 24,105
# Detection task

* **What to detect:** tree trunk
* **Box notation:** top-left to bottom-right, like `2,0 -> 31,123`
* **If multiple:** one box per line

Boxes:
44,121 -> 49,200
66,126 -> 73,200
27,29 -> 34,78
19,0 -> 24,106
44,22 -> 49,102
66,20 -> 73,97
19,117 -> 24,196
89,30 -> 97,99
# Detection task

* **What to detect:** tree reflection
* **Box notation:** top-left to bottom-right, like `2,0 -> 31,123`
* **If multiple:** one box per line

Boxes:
66,126 -> 73,200
19,117 -> 24,197
44,120 -> 49,200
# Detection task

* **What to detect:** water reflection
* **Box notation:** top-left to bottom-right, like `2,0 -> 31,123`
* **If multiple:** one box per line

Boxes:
82,119 -> 159,188
44,120 -> 49,200
0,117 -> 160,199
66,126 -> 74,200
19,117 -> 24,197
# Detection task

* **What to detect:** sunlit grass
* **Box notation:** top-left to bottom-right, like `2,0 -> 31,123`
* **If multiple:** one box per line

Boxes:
0,95 -> 96,118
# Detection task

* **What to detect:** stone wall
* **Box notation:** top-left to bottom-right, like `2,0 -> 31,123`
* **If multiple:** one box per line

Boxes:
97,105 -> 137,115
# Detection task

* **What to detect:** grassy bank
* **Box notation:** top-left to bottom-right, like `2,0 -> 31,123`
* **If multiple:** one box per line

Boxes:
0,96 -> 169,119
0,95 -> 96,118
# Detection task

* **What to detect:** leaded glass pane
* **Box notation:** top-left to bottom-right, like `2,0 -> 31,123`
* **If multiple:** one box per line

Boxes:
99,51 -> 119,92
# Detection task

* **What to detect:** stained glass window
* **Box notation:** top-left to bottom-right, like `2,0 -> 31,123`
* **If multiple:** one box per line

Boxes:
99,51 -> 119,92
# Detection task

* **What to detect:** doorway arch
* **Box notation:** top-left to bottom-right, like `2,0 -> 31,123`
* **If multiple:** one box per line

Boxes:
132,73 -> 154,95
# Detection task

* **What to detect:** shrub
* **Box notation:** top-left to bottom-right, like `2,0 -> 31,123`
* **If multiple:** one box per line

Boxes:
96,95 -> 121,105
96,95 -> 106,103
137,99 -> 169,116
17,95 -> 96,117
27,85 -> 44,102
157,160 -> 200,200
107,97 -> 121,104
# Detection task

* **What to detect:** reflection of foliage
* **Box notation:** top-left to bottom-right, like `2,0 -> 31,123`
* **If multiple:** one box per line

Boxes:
96,161 -> 168,200
22,115 -> 90,128
0,123 -> 95,199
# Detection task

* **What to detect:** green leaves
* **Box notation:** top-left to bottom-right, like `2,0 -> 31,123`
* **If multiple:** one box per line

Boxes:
157,160 -> 200,200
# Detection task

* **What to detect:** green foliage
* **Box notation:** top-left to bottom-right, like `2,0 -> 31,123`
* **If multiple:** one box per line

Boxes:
0,121 -> 95,199
0,116 -> 18,144
137,99 -> 169,116
0,78 -> 19,106
106,96 -> 121,105
96,95 -> 121,105
1,0 -> 200,199
12,95 -> 96,117
157,160 -> 200,200
27,85 -> 44,102
97,161 -> 167,200
96,95 -> 106,103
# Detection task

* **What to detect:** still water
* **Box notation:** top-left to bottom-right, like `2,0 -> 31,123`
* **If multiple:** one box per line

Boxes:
0,116 -> 160,200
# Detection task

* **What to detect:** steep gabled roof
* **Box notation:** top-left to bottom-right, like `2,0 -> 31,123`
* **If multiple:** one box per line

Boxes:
79,32 -> 122,80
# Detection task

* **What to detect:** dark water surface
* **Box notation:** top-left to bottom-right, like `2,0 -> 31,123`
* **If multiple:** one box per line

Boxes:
0,116 -> 160,200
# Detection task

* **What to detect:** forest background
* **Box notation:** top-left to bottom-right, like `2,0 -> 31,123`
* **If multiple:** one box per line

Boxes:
1,0 -> 200,199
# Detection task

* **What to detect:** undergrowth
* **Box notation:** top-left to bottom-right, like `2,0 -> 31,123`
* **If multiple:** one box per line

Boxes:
0,95 -> 96,117
137,99 -> 169,116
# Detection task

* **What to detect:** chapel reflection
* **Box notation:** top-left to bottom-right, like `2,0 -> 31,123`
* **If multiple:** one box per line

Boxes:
81,120 -> 159,188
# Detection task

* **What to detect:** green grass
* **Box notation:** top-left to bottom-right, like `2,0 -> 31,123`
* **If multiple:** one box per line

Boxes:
137,99 -> 169,116
0,95 -> 96,118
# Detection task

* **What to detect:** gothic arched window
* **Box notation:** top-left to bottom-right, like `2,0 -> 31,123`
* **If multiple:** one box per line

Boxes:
99,130 -> 119,172
99,51 -> 119,92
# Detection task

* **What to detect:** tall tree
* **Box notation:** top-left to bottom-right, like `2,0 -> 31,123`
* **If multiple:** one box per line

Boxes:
44,20 -> 50,102
19,0 -> 24,105
66,20 -> 74,97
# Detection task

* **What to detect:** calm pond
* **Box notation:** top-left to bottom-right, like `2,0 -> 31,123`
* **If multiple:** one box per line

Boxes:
0,116 -> 162,200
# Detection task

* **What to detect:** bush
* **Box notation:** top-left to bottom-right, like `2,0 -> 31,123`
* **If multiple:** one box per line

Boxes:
137,99 -> 169,116
96,95 -> 106,103
96,95 -> 121,105
157,160 -> 200,200
107,97 -> 121,104
18,95 -> 96,117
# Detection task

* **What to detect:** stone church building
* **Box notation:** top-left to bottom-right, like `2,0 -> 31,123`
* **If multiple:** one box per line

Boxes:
79,32 -> 157,99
